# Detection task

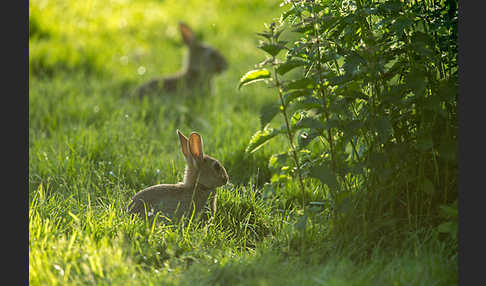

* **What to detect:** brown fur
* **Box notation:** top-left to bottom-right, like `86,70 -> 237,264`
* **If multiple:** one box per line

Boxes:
128,130 -> 229,224
133,22 -> 228,97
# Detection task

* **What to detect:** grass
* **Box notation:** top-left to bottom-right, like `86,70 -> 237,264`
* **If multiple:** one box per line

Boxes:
29,0 -> 457,285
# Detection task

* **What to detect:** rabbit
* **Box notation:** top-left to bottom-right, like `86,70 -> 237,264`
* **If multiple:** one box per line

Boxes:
133,22 -> 228,98
128,130 -> 229,224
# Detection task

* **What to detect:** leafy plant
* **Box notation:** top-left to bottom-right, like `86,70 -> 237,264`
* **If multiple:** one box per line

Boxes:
239,0 -> 457,247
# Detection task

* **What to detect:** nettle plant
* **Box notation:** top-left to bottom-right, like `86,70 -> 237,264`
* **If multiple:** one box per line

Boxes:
239,0 -> 457,235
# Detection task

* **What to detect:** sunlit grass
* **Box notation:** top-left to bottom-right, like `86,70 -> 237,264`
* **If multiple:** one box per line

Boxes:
29,0 -> 456,284
29,0 -> 282,80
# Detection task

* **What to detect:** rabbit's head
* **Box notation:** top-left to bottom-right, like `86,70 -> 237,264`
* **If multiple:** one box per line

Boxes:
179,22 -> 228,75
177,130 -> 229,189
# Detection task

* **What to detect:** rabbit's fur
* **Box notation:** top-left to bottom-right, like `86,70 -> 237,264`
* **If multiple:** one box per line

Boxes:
133,22 -> 228,97
128,130 -> 229,223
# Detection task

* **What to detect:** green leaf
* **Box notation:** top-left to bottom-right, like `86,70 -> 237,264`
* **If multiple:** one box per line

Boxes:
439,201 -> 458,219
285,78 -> 315,90
437,221 -> 457,235
375,116 -> 393,144
417,136 -> 433,151
308,164 -> 338,190
391,15 -> 413,36
246,127 -> 282,153
328,74 -> 352,86
320,14 -> 339,31
238,69 -> 271,90
287,98 -> 322,116
281,6 -> 296,21
437,79 -> 457,104
256,31 -> 272,40
258,28 -> 284,40
297,130 -> 320,148
336,191 -> 353,213
277,58 -> 306,75
405,68 -> 427,96
271,173 -> 291,185
322,119 -> 340,130
378,1 -> 404,14
437,140 -> 457,162
411,31 -> 434,57
422,178 -> 435,195
295,214 -> 308,231
295,117 -> 326,130
437,202 -> 458,240
343,53 -> 365,75
288,97 -> 323,115
260,102 -> 281,129
343,90 -> 368,101
258,41 -> 287,57
342,119 -> 363,141
262,182 -> 276,199
368,151 -> 386,168
383,84 -> 407,105
292,22 -> 315,34
268,152 -> 289,170
423,94 -> 446,117
309,201 -> 326,206
283,89 -> 313,106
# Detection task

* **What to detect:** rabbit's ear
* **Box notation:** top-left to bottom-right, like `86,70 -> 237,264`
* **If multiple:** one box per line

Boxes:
188,132 -> 204,161
179,22 -> 196,46
177,130 -> 190,158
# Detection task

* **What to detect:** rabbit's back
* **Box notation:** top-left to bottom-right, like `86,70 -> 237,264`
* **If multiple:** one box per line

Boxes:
134,22 -> 227,98
133,73 -> 195,97
129,184 -> 185,218
129,183 -> 215,221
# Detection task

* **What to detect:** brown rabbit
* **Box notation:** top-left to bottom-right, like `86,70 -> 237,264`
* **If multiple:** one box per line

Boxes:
133,22 -> 228,97
128,130 -> 229,223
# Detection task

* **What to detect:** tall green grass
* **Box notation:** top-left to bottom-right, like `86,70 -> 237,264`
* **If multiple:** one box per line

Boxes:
29,0 -> 457,284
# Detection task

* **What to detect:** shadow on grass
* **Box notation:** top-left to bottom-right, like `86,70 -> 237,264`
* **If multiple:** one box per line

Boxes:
223,146 -> 272,188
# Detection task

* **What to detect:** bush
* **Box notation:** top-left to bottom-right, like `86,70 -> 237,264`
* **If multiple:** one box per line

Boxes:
240,0 -> 458,249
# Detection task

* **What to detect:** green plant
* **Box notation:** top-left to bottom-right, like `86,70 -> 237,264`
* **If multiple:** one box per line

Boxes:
239,0 -> 457,248
29,0 -> 458,284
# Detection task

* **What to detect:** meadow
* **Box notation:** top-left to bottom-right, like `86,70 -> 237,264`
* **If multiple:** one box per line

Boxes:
29,0 -> 458,285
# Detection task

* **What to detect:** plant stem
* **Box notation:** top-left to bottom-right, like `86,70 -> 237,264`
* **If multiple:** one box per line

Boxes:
273,64 -> 307,211
268,16 -> 307,255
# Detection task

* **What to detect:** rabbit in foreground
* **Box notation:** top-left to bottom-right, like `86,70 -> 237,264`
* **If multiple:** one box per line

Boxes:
133,22 -> 228,97
128,130 -> 229,223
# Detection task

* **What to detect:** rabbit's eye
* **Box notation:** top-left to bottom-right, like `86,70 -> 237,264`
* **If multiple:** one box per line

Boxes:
212,162 -> 221,171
